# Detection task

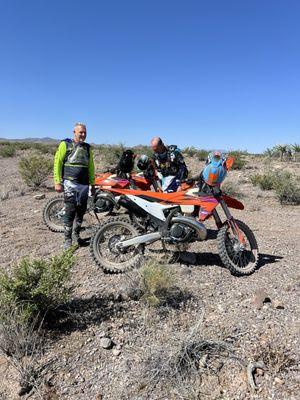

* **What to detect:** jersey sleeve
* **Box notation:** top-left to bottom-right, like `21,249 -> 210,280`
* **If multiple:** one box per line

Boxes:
88,147 -> 95,185
53,141 -> 67,184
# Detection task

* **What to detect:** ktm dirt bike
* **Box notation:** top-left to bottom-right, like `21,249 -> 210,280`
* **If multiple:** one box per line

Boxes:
43,172 -> 158,233
90,174 -> 259,276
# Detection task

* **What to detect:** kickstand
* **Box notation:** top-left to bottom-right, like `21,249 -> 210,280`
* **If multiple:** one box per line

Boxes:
94,211 -> 100,224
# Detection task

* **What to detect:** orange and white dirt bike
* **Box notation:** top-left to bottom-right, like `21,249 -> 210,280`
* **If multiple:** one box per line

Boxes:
90,153 -> 259,276
42,171 -> 160,233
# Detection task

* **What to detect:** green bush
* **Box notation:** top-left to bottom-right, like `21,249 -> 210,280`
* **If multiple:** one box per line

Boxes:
19,155 -> 52,187
275,177 -> 300,205
140,261 -> 174,307
183,147 -> 209,161
15,142 -> 32,151
250,172 -> 277,190
31,143 -> 56,155
250,171 -> 300,205
0,250 -> 75,321
0,144 -> 16,158
183,146 -> 199,158
196,149 -> 209,161
228,150 -> 247,170
98,143 -> 126,168
133,145 -> 153,158
221,181 -> 243,198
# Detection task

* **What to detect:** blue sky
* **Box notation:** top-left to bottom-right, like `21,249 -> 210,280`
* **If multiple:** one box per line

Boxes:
0,0 -> 299,152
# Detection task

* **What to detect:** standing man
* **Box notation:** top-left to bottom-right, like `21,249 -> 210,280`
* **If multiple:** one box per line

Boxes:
150,137 -> 188,192
54,123 -> 95,249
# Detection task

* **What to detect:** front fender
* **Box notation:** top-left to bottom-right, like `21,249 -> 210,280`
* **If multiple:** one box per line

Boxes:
222,195 -> 244,210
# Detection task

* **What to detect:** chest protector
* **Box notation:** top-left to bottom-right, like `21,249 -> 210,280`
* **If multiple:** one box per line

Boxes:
63,139 -> 90,185
153,145 -> 180,177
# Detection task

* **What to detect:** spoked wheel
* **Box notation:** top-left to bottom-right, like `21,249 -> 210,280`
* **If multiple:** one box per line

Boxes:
217,219 -> 259,276
43,195 -> 108,236
90,216 -> 144,273
43,195 -> 65,232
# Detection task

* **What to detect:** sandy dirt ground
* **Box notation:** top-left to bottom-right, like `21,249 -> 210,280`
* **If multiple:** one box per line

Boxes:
0,152 -> 299,399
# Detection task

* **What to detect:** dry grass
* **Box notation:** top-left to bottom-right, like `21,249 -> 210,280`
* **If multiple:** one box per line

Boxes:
142,318 -> 241,399
252,338 -> 297,376
0,306 -> 50,397
123,260 -> 190,309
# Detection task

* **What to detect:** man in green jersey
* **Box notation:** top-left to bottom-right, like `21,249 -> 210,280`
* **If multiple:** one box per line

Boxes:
54,123 -> 95,249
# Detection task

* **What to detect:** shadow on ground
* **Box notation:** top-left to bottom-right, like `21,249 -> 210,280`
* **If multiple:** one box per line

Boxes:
45,294 -> 126,335
179,251 -> 283,271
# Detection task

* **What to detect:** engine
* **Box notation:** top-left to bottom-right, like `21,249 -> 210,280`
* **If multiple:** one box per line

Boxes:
169,215 -> 207,242
169,222 -> 194,242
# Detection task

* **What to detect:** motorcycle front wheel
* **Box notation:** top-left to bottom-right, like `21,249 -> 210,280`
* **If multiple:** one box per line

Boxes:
90,216 -> 144,273
217,219 -> 259,276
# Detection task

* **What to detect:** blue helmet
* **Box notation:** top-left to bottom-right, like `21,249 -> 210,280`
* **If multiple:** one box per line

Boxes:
202,151 -> 227,186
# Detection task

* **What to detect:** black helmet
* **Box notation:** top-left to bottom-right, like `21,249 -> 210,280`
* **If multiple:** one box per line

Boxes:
116,149 -> 135,173
137,154 -> 150,171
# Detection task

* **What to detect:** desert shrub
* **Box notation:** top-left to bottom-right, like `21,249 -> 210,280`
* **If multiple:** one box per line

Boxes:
143,320 -> 237,399
252,337 -> 296,376
133,144 -> 153,158
221,181 -> 243,198
123,260 -> 189,308
250,171 -> 300,204
250,172 -> 277,190
140,262 -> 174,307
228,150 -> 247,170
291,143 -> 300,161
98,143 -> 126,168
15,142 -> 32,151
0,250 -> 74,395
183,146 -> 199,158
31,143 -> 56,155
18,155 -> 52,187
275,177 -> 300,205
231,156 -> 246,170
196,149 -> 209,161
228,149 -> 248,156
141,261 -> 190,308
0,250 -> 75,322
183,147 -> 209,161
0,305 -> 47,396
0,144 -> 16,158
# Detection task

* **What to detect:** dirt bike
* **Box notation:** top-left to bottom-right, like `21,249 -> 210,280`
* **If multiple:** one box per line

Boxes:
90,157 -> 259,276
42,172 -> 158,233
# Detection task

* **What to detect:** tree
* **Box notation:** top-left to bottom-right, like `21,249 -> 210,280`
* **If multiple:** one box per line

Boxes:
291,143 -> 300,162
274,144 -> 288,162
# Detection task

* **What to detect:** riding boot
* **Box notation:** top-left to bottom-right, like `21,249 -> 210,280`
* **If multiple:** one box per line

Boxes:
73,222 -> 83,246
64,226 -> 73,249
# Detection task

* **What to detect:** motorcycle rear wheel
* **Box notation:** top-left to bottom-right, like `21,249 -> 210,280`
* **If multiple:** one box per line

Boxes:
217,219 -> 259,276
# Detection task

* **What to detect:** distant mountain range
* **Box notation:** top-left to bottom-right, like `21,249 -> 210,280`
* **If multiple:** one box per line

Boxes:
0,137 -> 59,143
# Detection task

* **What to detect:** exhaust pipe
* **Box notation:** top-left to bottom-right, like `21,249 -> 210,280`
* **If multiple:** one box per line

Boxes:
117,232 -> 161,249
171,216 -> 207,241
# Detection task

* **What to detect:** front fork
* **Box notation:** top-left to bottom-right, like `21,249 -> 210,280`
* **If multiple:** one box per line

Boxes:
213,199 -> 246,245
